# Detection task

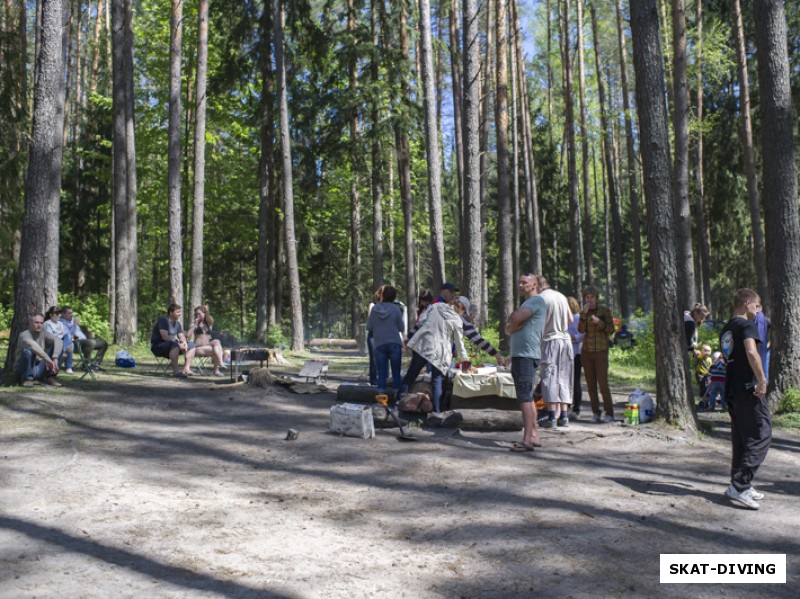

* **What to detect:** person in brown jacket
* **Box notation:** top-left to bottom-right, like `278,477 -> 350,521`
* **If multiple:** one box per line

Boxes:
577,286 -> 615,423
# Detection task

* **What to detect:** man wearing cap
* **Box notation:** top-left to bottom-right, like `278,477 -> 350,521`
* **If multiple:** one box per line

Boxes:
505,275 -> 546,451
434,282 -> 458,305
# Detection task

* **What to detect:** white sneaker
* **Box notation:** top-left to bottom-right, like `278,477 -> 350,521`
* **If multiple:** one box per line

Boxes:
750,487 -> 765,501
725,485 -> 760,510
65,368 -> 74,375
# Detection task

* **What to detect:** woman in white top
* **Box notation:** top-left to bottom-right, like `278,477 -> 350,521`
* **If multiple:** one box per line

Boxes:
45,306 -> 73,372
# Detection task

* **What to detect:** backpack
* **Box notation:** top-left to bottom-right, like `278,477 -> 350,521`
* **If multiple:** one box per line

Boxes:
115,349 -> 137,368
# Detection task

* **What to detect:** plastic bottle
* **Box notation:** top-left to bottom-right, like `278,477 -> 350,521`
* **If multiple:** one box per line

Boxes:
624,403 -> 632,425
631,404 -> 639,426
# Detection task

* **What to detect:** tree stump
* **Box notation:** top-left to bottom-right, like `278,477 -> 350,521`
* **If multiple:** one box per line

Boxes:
336,384 -> 395,405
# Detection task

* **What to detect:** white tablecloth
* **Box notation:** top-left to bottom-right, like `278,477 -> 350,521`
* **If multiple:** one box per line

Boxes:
451,371 -> 517,399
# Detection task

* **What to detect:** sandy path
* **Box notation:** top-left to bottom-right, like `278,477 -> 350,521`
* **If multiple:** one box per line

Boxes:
0,365 -> 797,598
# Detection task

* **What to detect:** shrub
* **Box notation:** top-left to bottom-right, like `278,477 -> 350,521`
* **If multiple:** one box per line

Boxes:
777,388 -> 800,414
267,326 -> 286,348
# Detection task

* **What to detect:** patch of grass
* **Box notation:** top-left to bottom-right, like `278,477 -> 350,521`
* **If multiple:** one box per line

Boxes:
773,413 -> 800,429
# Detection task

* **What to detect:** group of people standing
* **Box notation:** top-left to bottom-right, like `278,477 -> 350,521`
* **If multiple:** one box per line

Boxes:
505,275 -> 616,451
14,306 -> 108,387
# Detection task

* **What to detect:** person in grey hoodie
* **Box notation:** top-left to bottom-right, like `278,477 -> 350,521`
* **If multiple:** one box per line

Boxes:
366,285 -> 405,394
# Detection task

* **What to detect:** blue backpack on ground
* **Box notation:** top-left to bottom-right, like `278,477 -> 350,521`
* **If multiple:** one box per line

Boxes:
115,349 -> 136,368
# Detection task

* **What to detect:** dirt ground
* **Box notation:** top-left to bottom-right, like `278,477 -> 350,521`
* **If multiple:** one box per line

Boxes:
0,353 -> 797,598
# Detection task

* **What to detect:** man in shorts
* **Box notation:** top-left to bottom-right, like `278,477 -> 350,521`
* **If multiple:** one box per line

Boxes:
535,275 -> 574,428
720,288 -> 770,510
505,275 -> 546,451
150,303 -> 197,377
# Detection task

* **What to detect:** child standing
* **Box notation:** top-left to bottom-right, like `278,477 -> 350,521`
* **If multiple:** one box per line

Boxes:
706,351 -> 726,411
694,344 -> 713,407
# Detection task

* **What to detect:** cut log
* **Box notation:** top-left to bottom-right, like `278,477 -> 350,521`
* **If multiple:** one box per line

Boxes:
308,338 -> 359,350
336,384 -> 396,405
449,394 -> 518,411
427,409 -> 523,431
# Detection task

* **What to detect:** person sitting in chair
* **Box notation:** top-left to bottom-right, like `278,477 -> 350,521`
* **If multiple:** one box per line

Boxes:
60,306 -> 108,371
188,305 -> 228,377
150,303 -> 196,377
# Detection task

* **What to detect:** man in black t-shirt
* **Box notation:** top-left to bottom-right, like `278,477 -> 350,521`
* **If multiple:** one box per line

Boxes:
719,288 -> 769,510
150,303 -> 197,377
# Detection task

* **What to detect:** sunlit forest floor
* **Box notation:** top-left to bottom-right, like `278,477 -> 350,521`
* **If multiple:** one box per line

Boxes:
0,350 -> 797,597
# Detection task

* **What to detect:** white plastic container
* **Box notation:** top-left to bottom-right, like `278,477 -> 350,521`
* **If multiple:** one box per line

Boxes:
329,403 -> 376,439
627,389 -> 656,423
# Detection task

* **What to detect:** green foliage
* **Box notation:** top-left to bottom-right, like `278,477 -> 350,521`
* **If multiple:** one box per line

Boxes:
608,311 -> 656,389
777,388 -> 800,414
57,293 -> 111,341
266,326 -> 286,349
0,303 -> 12,331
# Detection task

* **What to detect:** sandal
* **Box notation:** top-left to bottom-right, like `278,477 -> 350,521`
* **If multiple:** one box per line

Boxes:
510,443 -> 535,452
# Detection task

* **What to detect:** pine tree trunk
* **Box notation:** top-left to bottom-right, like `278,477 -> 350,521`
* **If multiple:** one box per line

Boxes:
511,0 -> 541,274
370,0 -> 383,288
274,0 -> 304,350
477,0 -> 494,326
420,0 -> 446,289
5,0 -> 64,374
167,0 -> 183,307
694,0 -> 712,313
449,0 -> 464,238
630,0 -> 696,432
90,0 -> 104,95
123,0 -> 137,334
510,24 -> 521,288
347,0 -> 362,344
562,0 -> 582,294
590,0 -> 623,315
753,0 -> 800,400
671,0 -> 695,310
396,1 -> 416,321
576,0 -> 593,285
495,0 -> 513,348
462,0 -> 481,299
190,0 -> 209,311
615,0 -> 642,315
256,4 -> 275,343
732,0 -> 769,315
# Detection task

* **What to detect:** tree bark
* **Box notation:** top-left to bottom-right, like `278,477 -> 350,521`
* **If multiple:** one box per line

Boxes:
449,0 -> 464,243
630,0 -> 696,432
732,0 -> 769,315
5,0 -> 64,374
477,0 -> 494,327
274,0 -> 304,350
189,0 -> 209,312
461,0 -> 482,300
396,1 -> 416,322
495,0 -> 513,348
615,0 -> 641,315
562,0 -> 582,294
347,0 -> 362,344
256,3 -> 275,343
671,0 -> 695,310
511,0 -> 541,275
370,0 -> 383,288
590,1 -> 623,316
420,0 -> 446,289
123,0 -> 137,334
90,0 -> 105,95
576,0 -> 593,285
693,0 -> 712,313
167,0 -> 184,307
753,0 -> 800,400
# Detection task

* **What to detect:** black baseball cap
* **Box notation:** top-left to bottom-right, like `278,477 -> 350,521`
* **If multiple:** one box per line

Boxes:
441,282 -> 459,292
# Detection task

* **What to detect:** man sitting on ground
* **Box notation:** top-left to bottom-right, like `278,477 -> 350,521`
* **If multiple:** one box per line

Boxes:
150,303 -> 197,377
15,312 -> 62,387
